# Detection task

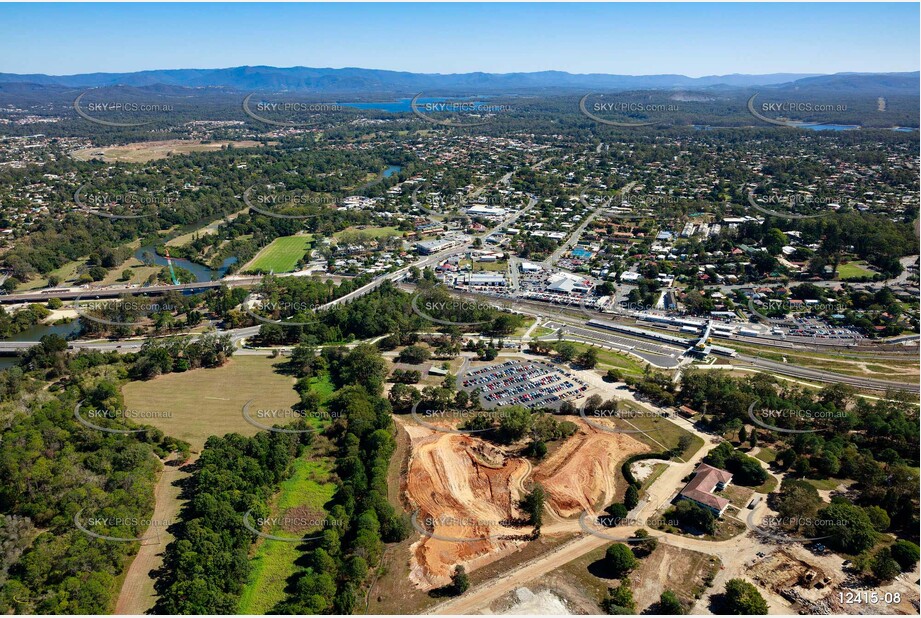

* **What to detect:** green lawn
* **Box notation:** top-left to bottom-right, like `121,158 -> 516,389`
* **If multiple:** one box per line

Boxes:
837,261 -> 875,280
332,225 -> 401,240
245,235 -> 313,273
805,477 -> 848,491
238,455 -> 337,614
606,401 -> 705,460
567,341 -> 648,377
307,373 -> 335,405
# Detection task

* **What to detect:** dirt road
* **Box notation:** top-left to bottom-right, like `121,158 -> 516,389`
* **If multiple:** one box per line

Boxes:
114,455 -> 192,615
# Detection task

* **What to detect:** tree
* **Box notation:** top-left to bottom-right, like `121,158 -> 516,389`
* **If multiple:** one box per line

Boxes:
577,347 -> 599,368
451,565 -> 469,595
891,540 -> 920,572
602,580 -> 636,614
659,590 -> 685,614
721,578 -> 768,614
676,434 -> 694,456
671,499 -> 716,535
554,341 -> 577,362
398,345 -> 431,364
389,383 -> 420,411
738,426 -> 747,444
870,548 -> 901,582
624,485 -> 639,510
520,484 -> 546,529
631,528 -> 658,556
605,368 -> 623,382
498,405 -> 532,443
583,394 -> 603,414
863,506 -> 890,532
605,502 -> 628,524
815,502 -> 877,554
454,390 -> 469,409
605,543 -> 638,576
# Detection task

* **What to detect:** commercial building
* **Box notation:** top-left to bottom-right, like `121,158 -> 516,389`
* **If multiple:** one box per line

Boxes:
415,239 -> 463,255
467,205 -> 507,219
461,272 -> 507,287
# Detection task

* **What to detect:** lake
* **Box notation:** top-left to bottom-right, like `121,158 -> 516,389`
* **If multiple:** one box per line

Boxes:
134,244 -> 237,282
0,319 -> 83,371
338,97 -> 486,113
795,123 -> 860,131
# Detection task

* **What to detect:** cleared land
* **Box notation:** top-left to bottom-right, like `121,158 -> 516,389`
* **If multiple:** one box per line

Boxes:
403,420 -> 533,590
332,225 -> 402,240
401,414 -> 648,590
70,139 -> 265,163
548,542 -> 719,612
532,419 -> 648,516
244,235 -> 313,273
121,356 -> 300,451
836,261 -> 875,280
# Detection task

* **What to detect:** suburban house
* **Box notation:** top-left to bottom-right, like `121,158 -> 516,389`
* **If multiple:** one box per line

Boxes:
677,463 -> 733,516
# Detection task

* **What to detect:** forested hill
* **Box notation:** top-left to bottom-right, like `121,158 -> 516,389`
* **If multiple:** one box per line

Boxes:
4,66 -> 916,94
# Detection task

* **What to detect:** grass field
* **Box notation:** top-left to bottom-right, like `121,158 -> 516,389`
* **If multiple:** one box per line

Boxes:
238,454 -> 337,614
121,356 -> 299,451
837,261 -> 875,280
607,401 -> 705,460
567,341 -> 649,377
70,139 -> 266,163
244,235 -> 314,273
720,341 -> 919,383
332,225 -> 401,240
17,259 -> 86,291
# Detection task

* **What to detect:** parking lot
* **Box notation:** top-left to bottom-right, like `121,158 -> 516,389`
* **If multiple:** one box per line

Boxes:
460,359 -> 588,409
783,317 -> 863,342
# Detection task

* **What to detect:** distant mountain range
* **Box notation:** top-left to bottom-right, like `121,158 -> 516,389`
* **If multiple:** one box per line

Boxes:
0,66 -> 917,95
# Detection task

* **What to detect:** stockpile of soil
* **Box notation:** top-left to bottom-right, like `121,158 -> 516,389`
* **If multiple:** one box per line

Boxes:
533,420 -> 647,517
405,424 -> 532,589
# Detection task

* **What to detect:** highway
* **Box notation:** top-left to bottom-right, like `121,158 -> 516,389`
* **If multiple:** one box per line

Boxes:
0,277 -> 265,304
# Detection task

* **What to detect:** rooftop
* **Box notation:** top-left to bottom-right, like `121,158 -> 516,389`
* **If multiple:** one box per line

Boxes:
678,463 -> 732,513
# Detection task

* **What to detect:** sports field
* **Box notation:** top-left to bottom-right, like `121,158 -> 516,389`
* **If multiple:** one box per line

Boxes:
244,235 -> 313,273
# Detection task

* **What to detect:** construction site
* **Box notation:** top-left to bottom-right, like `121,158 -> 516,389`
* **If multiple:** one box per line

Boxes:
399,415 -> 648,590
748,549 -> 920,616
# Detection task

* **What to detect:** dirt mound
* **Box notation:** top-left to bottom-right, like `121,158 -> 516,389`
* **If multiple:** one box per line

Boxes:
533,419 -> 648,517
404,424 -> 532,590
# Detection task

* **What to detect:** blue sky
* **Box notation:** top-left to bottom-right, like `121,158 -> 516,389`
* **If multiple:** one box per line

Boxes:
1,3 -> 917,76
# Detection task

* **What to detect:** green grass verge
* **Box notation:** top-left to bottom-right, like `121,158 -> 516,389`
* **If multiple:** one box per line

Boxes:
567,341 -> 648,377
